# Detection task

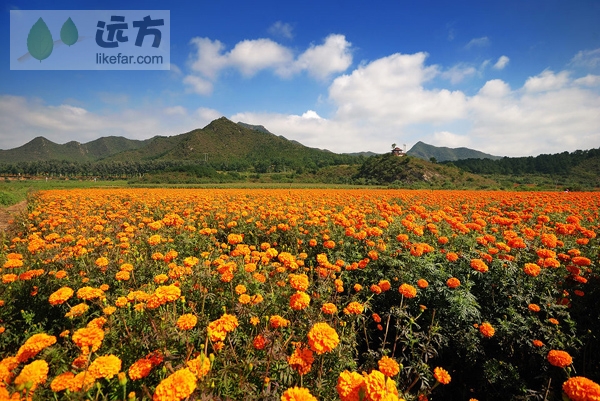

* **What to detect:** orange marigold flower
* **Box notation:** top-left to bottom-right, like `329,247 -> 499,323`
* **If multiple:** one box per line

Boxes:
446,252 -> 459,262
154,285 -> 181,303
235,284 -> 247,294
307,322 -> 340,354
378,356 -> 400,377
528,304 -> 541,312
433,366 -> 451,385
76,286 -> 105,300
470,258 -> 489,273
88,354 -> 122,380
372,313 -> 382,323
253,334 -> 267,350
289,291 -> 311,311
364,369 -> 399,400
532,339 -> 544,347
51,371 -> 75,392
207,313 -> 239,342
377,280 -> 391,292
16,333 -> 57,363
399,283 -> 417,299
281,386 -> 318,401
562,376 -> 600,401
239,294 -> 251,304
337,370 -> 365,401
479,322 -> 495,338
72,326 -> 105,354
572,256 -> 592,267
65,302 -> 90,318
417,279 -> 429,289
186,354 -> 211,379
176,314 -> 197,330
269,315 -> 290,329
343,301 -> 364,315
14,359 -> 48,391
547,350 -> 573,368
48,287 -> 74,305
287,344 -> 314,376
446,277 -> 461,289
523,263 -> 541,277
103,306 -> 117,315
549,318 -> 560,325
322,302 -> 338,315
370,284 -> 382,294
152,368 -> 197,401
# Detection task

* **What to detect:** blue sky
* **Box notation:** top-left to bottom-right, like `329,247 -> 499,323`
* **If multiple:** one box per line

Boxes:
1,0 -> 599,156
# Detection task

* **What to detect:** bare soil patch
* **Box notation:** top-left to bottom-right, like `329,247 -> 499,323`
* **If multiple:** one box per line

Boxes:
0,200 -> 27,232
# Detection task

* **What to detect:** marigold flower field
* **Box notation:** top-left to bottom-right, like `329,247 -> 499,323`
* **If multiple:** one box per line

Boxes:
1,188 -> 599,400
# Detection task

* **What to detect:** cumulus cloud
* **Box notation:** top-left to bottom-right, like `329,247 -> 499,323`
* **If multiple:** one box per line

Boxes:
268,21 -> 294,39
432,131 -> 472,148
184,34 -> 352,94
0,95 -> 220,150
493,55 -> 509,70
465,36 -> 490,49
523,70 -> 570,93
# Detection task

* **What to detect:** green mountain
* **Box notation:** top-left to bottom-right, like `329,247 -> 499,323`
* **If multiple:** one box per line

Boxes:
105,117 -> 355,170
407,141 -> 502,162
0,136 -> 150,163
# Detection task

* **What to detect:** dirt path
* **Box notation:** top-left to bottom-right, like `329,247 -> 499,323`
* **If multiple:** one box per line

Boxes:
0,200 -> 27,232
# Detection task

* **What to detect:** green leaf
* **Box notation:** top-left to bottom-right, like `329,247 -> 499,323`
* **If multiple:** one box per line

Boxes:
60,17 -> 78,46
27,17 -> 54,61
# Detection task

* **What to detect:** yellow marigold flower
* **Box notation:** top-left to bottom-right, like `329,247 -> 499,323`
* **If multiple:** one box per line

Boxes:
3,258 -> 23,268
65,302 -> 90,318
307,322 -> 339,354
281,386 -> 318,401
88,354 -> 122,380
103,306 -> 117,316
95,257 -> 109,268
154,274 -> 169,284
153,368 -> 197,401
176,314 -> 197,330
344,301 -> 364,315
547,350 -> 573,368
1,274 -> 17,284
398,283 -> 417,299
250,316 -> 260,326
14,359 -> 49,391
16,333 -> 57,363
116,296 -> 129,308
289,291 -> 311,311
235,284 -> 247,294
562,376 -> 600,401
433,366 -> 451,384
148,234 -> 162,246
50,371 -> 75,392
154,284 -> 181,303
187,354 -> 210,379
68,370 -> 96,392
479,322 -> 495,338
76,286 -> 105,300
337,370 -> 365,401
378,356 -> 400,377
239,294 -> 251,304
115,271 -> 131,281
287,344 -> 314,376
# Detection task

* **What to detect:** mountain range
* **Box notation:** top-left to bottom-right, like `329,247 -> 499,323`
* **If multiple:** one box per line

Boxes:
0,117 -> 501,164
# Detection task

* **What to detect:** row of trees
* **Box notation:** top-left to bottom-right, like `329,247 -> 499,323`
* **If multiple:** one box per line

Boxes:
447,148 -> 600,175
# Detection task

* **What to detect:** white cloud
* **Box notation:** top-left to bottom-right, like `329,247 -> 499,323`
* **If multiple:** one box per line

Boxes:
573,74 -> 600,87
184,34 -> 353,94
523,70 -> 570,93
570,48 -> 600,69
442,63 -> 477,84
329,52 -> 467,125
183,75 -> 213,95
0,95 -> 220,150
301,110 -> 322,119
268,21 -> 294,39
292,34 -> 352,80
465,36 -> 490,49
432,131 -> 471,148
493,55 -> 509,70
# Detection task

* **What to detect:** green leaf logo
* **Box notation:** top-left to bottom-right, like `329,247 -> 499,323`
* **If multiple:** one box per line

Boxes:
60,17 -> 78,46
27,17 -> 54,61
